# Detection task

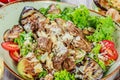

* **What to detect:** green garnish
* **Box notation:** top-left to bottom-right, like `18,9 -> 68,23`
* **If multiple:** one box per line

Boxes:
88,43 -> 106,71
38,70 -> 47,78
14,32 -> 34,56
54,70 -> 75,80
87,16 -> 115,42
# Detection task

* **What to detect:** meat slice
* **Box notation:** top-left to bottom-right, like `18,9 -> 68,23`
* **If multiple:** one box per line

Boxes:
72,36 -> 91,52
63,57 -> 75,71
36,18 -> 50,33
37,37 -> 52,53
53,53 -> 68,70
48,4 -> 61,14
66,21 -> 84,37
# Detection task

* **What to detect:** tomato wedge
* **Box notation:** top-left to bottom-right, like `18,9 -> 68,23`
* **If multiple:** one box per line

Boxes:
104,47 -> 118,60
100,40 -> 118,61
100,40 -> 114,52
9,50 -> 20,62
1,41 -> 19,51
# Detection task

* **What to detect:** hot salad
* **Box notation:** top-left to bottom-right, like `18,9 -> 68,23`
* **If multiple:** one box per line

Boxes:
1,4 -> 118,80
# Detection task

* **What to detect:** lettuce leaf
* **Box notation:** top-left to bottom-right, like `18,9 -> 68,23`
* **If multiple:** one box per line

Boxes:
87,16 -> 115,42
70,5 -> 90,29
14,32 -> 34,56
54,70 -> 75,80
38,70 -> 47,78
88,43 -> 106,71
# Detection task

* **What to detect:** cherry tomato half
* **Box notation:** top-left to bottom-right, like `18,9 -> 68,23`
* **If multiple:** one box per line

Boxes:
9,50 -> 20,62
104,47 -> 118,60
100,40 -> 118,61
0,0 -> 8,3
0,0 -> 16,3
1,41 -> 19,51
100,40 -> 114,52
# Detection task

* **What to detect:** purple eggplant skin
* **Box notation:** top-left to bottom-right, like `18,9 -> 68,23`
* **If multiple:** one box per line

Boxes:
19,6 -> 46,32
93,0 -> 107,11
74,57 -> 103,80
19,6 -> 36,26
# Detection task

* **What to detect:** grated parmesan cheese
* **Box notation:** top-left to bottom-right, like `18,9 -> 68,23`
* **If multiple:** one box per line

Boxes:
34,63 -> 43,73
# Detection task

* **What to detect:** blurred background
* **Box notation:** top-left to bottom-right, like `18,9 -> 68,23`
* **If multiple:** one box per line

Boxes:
0,0 -> 94,9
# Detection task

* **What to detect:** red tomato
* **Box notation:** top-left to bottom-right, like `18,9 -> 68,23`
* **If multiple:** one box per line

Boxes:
100,40 -> 118,61
0,0 -> 8,3
9,50 -> 20,62
100,40 -> 114,52
1,41 -> 19,51
8,0 -> 16,2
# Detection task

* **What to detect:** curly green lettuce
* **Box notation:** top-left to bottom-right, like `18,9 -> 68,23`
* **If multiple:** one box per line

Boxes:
88,43 -> 106,71
54,70 -> 75,80
38,70 -> 47,78
86,16 -> 115,42
14,32 -> 34,56
70,5 -> 90,29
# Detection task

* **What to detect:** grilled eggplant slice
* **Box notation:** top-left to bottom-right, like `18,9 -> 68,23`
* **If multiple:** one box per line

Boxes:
93,0 -> 108,11
19,6 -> 46,32
94,0 -> 120,12
83,58 -> 103,80
74,58 -> 103,80
3,25 -> 23,41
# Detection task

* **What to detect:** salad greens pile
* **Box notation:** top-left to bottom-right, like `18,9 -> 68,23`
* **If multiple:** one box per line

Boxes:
40,5 -> 115,42
14,32 -> 34,56
86,16 -> 115,42
88,43 -> 106,71
12,5 -> 115,79
40,4 -> 116,73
